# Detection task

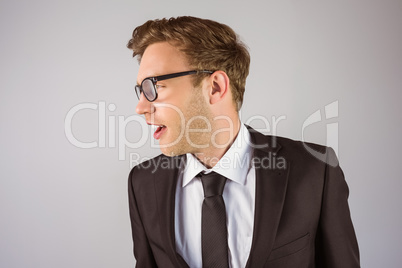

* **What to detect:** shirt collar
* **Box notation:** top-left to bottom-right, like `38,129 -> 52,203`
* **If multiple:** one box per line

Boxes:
182,123 -> 252,187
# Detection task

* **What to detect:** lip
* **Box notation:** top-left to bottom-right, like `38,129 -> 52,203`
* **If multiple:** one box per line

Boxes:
153,125 -> 167,140
147,121 -> 163,126
147,122 -> 167,140
147,122 -> 165,128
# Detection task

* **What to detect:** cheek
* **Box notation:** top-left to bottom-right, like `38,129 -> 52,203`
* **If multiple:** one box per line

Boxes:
157,105 -> 185,128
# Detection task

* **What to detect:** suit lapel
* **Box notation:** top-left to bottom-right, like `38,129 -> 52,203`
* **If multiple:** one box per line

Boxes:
245,127 -> 291,267
153,155 -> 189,267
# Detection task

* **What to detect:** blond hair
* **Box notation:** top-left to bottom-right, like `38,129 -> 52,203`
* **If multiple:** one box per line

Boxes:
127,16 -> 250,110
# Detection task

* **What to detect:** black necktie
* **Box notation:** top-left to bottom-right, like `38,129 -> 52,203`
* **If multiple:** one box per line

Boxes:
198,171 -> 229,268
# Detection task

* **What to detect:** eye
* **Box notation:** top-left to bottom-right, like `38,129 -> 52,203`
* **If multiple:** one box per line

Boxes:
155,84 -> 164,89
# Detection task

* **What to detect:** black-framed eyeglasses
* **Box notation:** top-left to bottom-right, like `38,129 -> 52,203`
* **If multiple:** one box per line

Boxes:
135,70 -> 214,102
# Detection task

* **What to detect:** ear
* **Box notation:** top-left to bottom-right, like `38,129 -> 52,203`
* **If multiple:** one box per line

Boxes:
208,71 -> 230,105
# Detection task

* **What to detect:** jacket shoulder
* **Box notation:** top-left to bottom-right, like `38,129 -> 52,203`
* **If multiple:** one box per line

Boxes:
265,134 -> 337,167
274,135 -> 327,153
128,154 -> 184,184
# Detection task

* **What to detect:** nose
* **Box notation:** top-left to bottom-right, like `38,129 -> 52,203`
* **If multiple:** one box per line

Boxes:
135,92 -> 153,115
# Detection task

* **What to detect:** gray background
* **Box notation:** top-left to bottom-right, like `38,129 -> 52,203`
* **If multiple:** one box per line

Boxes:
1,0 -> 401,267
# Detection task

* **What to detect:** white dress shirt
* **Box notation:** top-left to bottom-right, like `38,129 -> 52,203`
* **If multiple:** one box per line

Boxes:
175,124 -> 255,268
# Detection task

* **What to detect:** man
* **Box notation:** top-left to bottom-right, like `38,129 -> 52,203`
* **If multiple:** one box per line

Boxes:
127,16 -> 360,268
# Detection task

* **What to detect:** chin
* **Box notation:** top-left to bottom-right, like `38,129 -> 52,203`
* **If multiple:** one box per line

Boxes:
159,141 -> 181,157
160,147 -> 184,157
159,139 -> 192,157
160,147 -> 176,157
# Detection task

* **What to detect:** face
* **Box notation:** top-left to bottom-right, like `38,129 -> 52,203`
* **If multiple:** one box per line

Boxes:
136,42 -> 213,156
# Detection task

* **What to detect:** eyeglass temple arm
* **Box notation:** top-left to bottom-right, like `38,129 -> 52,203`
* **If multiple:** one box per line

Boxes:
154,70 -> 213,82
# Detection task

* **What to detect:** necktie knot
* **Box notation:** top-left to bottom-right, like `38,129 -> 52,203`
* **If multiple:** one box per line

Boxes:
198,172 -> 227,198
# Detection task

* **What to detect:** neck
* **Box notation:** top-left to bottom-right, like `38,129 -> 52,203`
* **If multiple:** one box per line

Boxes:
193,118 -> 241,169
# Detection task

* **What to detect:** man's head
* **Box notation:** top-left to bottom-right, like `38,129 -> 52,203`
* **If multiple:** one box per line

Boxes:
127,16 -> 250,110
128,17 -> 250,160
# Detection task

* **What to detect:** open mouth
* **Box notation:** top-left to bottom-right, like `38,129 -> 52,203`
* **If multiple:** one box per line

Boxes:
151,124 -> 167,140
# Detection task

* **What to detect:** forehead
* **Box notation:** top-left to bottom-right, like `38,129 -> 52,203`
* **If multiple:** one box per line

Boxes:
137,42 -> 190,83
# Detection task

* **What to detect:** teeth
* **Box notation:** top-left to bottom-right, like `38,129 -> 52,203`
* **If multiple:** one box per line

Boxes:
150,124 -> 165,131
150,125 -> 158,132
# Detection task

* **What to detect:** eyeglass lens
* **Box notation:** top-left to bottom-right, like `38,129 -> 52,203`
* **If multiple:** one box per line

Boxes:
136,79 -> 157,101
142,79 -> 156,101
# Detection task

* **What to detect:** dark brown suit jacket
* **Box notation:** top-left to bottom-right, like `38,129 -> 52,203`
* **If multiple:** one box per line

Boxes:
128,126 -> 360,267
